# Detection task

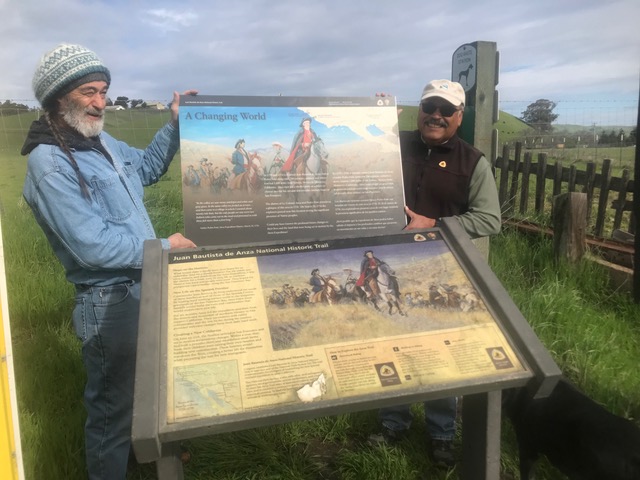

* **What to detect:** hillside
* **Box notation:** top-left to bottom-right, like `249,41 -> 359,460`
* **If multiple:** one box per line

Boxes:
493,110 -> 536,142
551,124 -> 633,135
398,105 -> 535,143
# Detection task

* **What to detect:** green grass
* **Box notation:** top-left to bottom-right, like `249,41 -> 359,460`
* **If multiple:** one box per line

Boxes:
1,110 -> 639,479
491,230 -> 640,416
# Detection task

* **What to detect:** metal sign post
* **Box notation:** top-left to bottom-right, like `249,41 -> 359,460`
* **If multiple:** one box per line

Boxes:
452,41 -> 500,163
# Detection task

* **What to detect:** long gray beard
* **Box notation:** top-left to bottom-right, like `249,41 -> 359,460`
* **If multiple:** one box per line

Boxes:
61,105 -> 104,138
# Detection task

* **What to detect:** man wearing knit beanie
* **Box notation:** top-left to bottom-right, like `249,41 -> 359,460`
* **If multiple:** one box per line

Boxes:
32,44 -> 112,109
21,43 -> 197,480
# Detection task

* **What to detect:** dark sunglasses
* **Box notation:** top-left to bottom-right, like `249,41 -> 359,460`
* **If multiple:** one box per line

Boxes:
420,102 -> 460,117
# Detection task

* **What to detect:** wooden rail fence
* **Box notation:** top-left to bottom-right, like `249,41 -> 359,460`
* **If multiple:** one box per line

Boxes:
494,142 -> 636,239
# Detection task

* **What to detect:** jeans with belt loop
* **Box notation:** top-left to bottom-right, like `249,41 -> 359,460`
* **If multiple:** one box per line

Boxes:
72,280 -> 140,480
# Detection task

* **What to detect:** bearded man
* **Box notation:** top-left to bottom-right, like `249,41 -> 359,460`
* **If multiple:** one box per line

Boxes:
21,44 -> 197,479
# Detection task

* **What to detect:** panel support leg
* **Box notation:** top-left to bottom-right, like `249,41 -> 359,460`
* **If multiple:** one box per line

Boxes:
461,391 -> 502,480
156,442 -> 184,480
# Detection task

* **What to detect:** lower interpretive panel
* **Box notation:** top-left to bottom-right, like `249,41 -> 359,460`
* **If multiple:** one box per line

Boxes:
162,231 -> 529,424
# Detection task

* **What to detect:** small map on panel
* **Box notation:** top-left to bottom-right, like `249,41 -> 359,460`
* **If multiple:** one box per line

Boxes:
172,360 -> 242,420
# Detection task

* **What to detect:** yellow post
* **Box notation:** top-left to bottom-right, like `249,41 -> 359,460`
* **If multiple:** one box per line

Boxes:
0,217 -> 24,480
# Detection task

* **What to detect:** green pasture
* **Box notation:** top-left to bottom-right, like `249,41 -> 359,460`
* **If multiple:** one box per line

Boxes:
1,110 -> 639,479
400,106 -> 636,171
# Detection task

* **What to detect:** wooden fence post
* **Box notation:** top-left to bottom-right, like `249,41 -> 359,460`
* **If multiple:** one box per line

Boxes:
552,192 -> 587,263
552,160 -> 563,197
594,159 -> 612,237
612,168 -> 631,232
535,153 -> 548,213
498,145 -> 510,211
584,162 -> 596,225
568,165 -> 577,192
507,143 -> 522,215
519,151 -> 532,214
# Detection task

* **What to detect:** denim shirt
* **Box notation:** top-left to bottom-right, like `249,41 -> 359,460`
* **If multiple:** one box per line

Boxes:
23,123 -> 179,286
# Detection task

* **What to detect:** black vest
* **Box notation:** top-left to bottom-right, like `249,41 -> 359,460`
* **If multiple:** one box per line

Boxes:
400,130 -> 483,219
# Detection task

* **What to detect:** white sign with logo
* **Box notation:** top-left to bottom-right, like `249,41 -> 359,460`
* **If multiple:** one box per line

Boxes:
452,44 -> 477,92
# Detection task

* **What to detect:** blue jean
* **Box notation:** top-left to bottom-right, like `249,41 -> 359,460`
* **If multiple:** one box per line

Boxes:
379,397 -> 457,441
72,280 -> 140,480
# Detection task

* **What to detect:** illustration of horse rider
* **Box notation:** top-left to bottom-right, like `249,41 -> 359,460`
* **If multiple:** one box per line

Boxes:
280,117 -> 318,173
356,250 -> 393,298
309,268 -> 326,303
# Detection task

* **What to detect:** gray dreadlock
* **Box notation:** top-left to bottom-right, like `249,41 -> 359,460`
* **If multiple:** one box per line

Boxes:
43,109 -> 92,200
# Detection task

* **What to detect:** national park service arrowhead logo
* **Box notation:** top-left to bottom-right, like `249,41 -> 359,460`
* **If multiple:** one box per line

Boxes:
374,362 -> 402,387
486,347 -> 514,370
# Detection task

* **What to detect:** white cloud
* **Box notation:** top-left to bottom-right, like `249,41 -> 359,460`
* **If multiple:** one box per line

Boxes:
143,8 -> 199,32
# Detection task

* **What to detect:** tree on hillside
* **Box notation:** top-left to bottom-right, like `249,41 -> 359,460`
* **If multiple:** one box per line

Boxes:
520,99 -> 558,133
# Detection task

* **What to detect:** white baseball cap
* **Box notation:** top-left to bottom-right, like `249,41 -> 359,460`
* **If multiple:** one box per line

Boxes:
420,79 -> 465,107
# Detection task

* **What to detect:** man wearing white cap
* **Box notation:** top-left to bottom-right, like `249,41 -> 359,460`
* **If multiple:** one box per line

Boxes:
21,44 -> 197,479
403,79 -> 501,236
369,80 -> 501,468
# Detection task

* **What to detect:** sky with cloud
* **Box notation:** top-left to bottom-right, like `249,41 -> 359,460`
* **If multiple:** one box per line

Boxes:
1,0 -> 638,126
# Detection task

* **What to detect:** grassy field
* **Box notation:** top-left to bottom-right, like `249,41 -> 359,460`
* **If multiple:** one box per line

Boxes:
1,110 -> 639,479
399,106 -> 636,171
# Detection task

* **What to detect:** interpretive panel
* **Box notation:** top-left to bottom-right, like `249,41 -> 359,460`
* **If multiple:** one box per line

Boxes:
178,95 -> 406,246
163,230 -> 528,424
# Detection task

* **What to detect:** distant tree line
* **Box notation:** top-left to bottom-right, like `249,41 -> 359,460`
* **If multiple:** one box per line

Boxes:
0,100 -> 30,115
108,96 -> 148,109
0,97 -> 163,112
597,128 -> 636,146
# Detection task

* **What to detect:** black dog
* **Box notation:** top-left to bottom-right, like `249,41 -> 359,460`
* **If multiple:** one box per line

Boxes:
502,377 -> 640,480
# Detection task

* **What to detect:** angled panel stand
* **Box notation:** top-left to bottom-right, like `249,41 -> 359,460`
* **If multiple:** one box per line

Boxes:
132,218 -> 561,479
